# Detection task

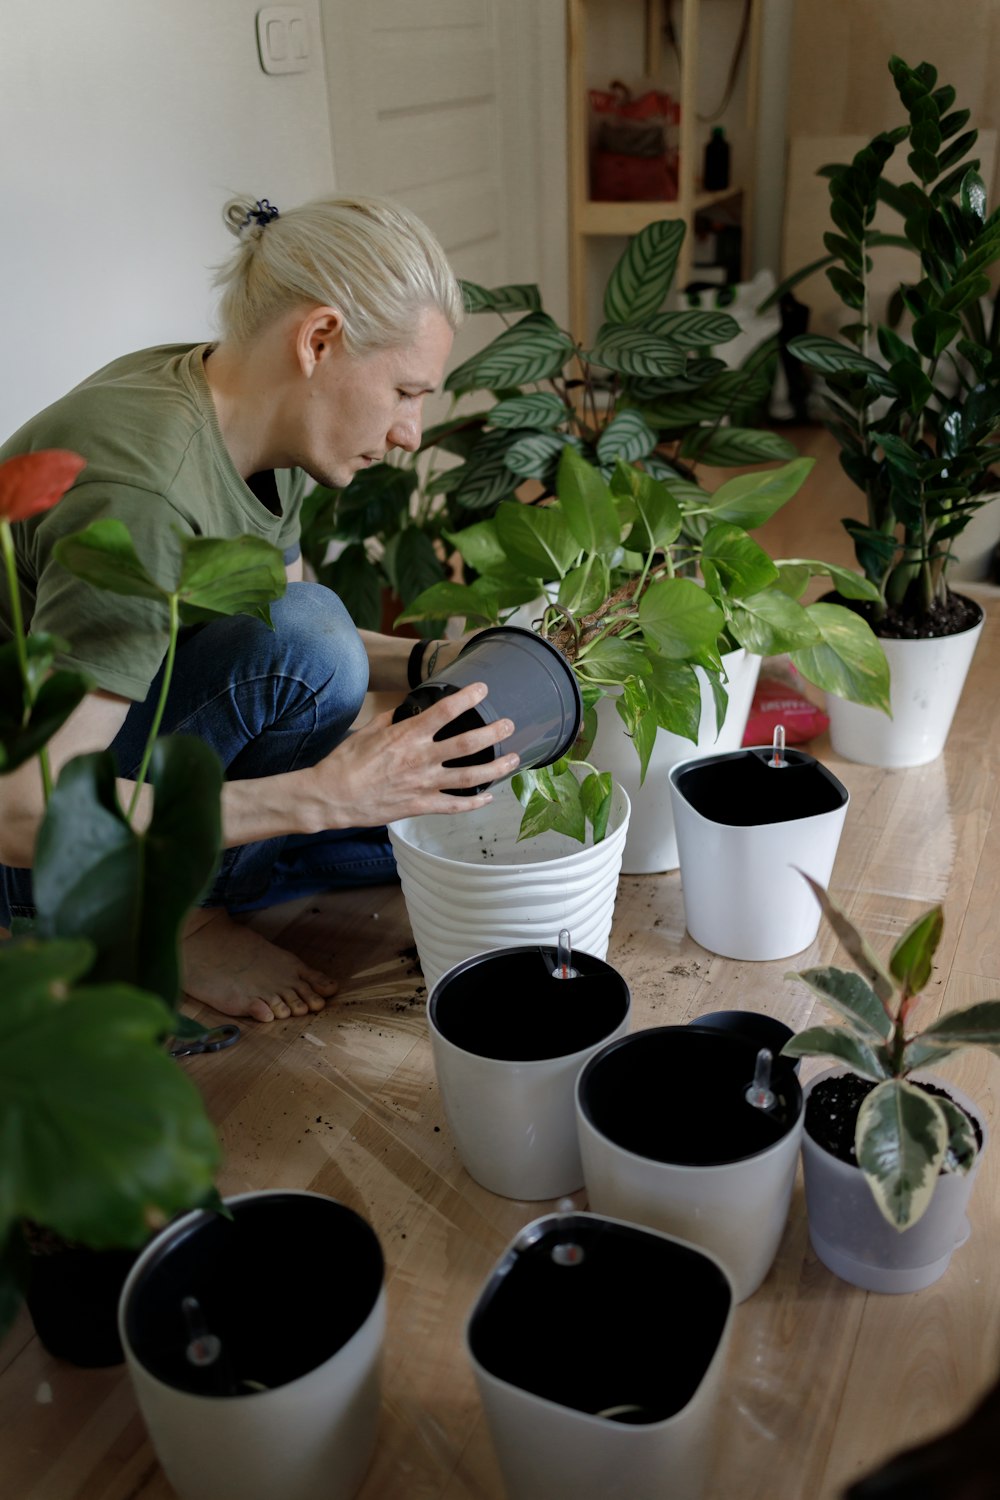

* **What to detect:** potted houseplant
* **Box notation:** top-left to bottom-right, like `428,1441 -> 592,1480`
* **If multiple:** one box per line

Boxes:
782,873 -> 999,1292
0,450 -> 287,1358
777,55 -> 1000,766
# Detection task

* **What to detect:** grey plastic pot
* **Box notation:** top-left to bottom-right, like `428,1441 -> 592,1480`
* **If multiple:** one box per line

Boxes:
392,626 -> 583,794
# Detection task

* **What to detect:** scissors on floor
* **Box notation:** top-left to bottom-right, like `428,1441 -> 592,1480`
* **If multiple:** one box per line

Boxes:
169,1024 -> 242,1059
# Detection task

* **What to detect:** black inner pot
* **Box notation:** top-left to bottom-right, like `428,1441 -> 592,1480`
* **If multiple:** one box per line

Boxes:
431,947 -> 630,1062
123,1195 -> 383,1397
468,1214 -> 731,1423
579,1027 -> 802,1166
673,747 -> 848,827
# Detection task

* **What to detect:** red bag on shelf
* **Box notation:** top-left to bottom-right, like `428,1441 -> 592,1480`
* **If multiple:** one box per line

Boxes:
589,82 -> 679,202
742,660 -> 830,747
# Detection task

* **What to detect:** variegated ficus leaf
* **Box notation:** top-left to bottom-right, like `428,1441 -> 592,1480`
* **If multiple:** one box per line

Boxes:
793,870 -> 896,1008
786,965 -> 893,1041
855,1078 -> 948,1230
780,1024 -> 889,1081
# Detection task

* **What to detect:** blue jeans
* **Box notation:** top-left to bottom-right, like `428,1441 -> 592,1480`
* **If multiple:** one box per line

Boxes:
0,582 -> 398,927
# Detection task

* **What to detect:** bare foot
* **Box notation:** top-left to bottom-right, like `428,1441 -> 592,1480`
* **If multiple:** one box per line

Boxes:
182,909 -> 338,1023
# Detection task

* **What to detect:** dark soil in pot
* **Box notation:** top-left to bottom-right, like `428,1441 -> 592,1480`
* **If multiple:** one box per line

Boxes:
821,589 -> 982,641
806,1075 -> 984,1167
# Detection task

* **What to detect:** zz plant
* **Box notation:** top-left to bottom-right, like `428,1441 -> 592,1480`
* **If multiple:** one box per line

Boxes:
784,874 -> 1000,1230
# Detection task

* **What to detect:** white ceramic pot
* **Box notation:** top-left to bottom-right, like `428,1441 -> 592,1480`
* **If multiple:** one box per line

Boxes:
668,746 -> 849,962
801,1068 -> 988,1293
388,779 -> 630,994
589,647 -> 761,873
428,946 -> 631,1200
826,601 -> 985,768
118,1191 -> 384,1500
466,1211 -> 735,1500
576,1027 -> 804,1303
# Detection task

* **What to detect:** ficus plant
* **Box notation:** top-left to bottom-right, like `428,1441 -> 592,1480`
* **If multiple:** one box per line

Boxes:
400,446 -> 891,843
783,873 -> 1000,1230
772,55 -> 1000,623
0,450 -> 287,1338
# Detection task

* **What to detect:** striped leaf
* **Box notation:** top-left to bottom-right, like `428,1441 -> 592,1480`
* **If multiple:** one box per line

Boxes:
590,324 -> 687,379
856,1080 -> 948,1230
788,334 -> 899,397
643,369 -> 772,427
445,314 -> 574,394
645,309 -> 741,347
461,281 -> 542,314
782,1025 -> 889,1081
603,220 -> 687,324
505,431 -> 574,480
683,427 -> 798,465
916,999 -> 1000,1055
787,965 -> 893,1040
449,431 -> 523,512
488,393 -> 567,429
938,1097 -> 979,1175
596,410 -> 658,465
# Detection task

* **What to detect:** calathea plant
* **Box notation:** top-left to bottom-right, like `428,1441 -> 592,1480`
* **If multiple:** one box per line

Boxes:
0,449 -> 287,1337
775,55 -> 1000,628
783,873 -> 1000,1230
399,446 -> 890,842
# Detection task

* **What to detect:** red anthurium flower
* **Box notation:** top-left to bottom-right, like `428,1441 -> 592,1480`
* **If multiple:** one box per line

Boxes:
0,450 -> 86,523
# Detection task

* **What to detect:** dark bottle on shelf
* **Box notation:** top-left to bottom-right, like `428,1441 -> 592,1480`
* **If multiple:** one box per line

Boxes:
703,125 -> 730,191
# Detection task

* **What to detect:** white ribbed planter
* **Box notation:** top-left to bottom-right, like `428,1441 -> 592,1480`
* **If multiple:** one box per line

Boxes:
389,780 -> 630,995
802,1068 -> 988,1294
827,601 -> 984,768
589,648 -> 761,874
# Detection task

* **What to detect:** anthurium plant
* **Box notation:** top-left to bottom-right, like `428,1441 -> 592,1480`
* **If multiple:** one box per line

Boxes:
774,55 -> 1000,628
399,446 -> 890,842
0,449 -> 287,1338
783,873 -> 1000,1230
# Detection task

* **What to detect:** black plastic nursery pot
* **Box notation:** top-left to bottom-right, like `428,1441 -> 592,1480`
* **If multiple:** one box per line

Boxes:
578,1026 -> 803,1167
689,1010 -> 799,1078
392,625 -> 583,794
430,945 -> 631,1063
121,1193 -> 384,1397
467,1212 -> 732,1423
27,1242 -> 141,1367
671,745 -> 848,827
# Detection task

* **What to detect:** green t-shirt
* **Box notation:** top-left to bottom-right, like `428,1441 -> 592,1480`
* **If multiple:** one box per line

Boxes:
0,344 -> 303,700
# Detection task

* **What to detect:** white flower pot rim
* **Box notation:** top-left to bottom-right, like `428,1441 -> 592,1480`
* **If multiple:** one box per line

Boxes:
576,1030 -> 804,1172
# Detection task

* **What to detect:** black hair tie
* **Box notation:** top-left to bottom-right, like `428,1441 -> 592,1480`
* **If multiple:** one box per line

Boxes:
242,199 -> 280,230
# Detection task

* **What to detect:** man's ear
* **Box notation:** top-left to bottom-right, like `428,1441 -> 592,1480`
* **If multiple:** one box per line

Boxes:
295,306 -> 345,377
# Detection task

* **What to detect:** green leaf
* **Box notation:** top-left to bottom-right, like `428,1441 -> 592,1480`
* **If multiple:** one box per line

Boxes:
319,544 -> 383,631
449,430 -> 524,511
461,281 -> 542,314
556,449 -> 622,556
642,368 -> 770,427
53,519 -> 169,601
580,771 -> 613,842
647,658 -> 703,742
937,1097 -> 979,1175
176,536 -> 287,626
683,427 -> 799,466
0,945 -> 220,1249
778,560 -> 880,601
644,309 -> 741,347
790,601 -> 891,713
392,527 -> 447,609
514,764 -> 588,843
700,525 -> 778,600
788,335 -> 899,397
726,589 -> 820,654
917,1000 -> 1000,1056
603,219 -> 686,324
396,578 -> 502,629
781,1025 -> 889,1081
638,577 -> 725,659
590,324 -> 687,379
787,965 -> 893,1040
0,646 -> 90,774
889,906 -> 944,997
558,557 -> 611,617
790,870 -> 896,1005
495,500 -> 580,580
575,636 -> 650,683
705,458 -> 815,529
445,313 -> 574,394
487,393 -> 567,429
912,310 -> 963,360
505,431 -> 571,480
33,739 -> 223,1010
445,518 -> 507,576
856,1080 -> 948,1229
595,410 -> 658,465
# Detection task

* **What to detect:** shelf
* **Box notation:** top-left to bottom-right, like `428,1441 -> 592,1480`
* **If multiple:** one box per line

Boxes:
578,184 -> 747,237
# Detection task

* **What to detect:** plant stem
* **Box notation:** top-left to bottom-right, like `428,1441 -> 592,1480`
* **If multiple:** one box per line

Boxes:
1,520 -> 53,800
128,592 -> 179,821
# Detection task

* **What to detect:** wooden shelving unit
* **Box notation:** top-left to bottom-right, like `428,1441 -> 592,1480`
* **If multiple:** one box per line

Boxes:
567,0 -> 762,340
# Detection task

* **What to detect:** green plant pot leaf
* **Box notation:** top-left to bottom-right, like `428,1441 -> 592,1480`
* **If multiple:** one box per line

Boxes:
644,658 -> 702,742
392,527 -> 448,609
701,524 -> 779,600
781,1025 -> 888,1080
644,309 -> 741,348
773,564 -> 810,600
176,535 -> 286,625
505,430 -> 572,480
558,556 -> 611,617
575,635 -> 650,684
0,653 -> 90,774
595,410 -> 658,465
917,999 -> 1000,1054
589,325 -> 687,380
855,1079 -> 948,1230
0,955 -> 220,1248
937,1097 -> 979,1175
726,588 -> 821,654
445,313 -> 574,394
786,964 -> 892,1040
779,559 -> 880,601
487,393 -> 567,429
0,937 -> 97,1028
683,427 -> 799,466
33,739 -> 223,1010
788,335 -> 899,398
791,869 -> 896,1005
461,281 -> 542,314
556,449 -> 622,556
396,578 -> 502,629
450,430 -> 525,511
642,368 -> 771,426
789,602 -> 891,713
638,577 -> 724,659
705,458 -> 815,529
603,219 -> 686,324
53,518 -> 171,601
889,905 -> 944,996
319,545 -> 383,631
514,764 -> 587,844
580,770 -> 613,841
444,518 -> 507,575
495,500 -> 579,580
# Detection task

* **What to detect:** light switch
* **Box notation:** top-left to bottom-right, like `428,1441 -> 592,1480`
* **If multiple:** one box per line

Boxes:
256,6 -> 310,75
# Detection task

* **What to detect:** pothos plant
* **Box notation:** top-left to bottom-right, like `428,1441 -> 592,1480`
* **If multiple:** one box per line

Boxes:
0,449 -> 287,1338
399,446 -> 890,843
783,873 -> 1000,1230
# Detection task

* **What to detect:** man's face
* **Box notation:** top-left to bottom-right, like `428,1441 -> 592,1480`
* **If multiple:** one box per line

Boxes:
300,305 -> 454,490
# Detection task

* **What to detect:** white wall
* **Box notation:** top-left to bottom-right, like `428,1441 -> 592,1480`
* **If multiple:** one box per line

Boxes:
1,0 -> 335,438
